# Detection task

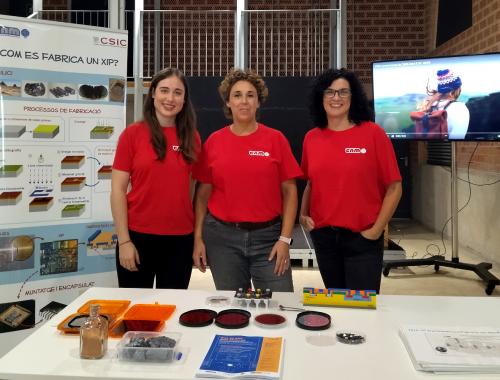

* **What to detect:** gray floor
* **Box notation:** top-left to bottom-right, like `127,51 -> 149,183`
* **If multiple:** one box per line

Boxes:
189,219 -> 500,297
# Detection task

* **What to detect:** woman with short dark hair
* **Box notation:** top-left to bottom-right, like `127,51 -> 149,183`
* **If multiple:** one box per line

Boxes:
193,69 -> 302,292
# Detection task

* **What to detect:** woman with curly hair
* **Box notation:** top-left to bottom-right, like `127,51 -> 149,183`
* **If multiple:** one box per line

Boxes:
193,69 -> 302,291
300,68 -> 402,293
111,67 -> 200,289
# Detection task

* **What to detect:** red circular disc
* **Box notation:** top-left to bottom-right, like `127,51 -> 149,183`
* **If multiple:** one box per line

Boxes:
295,311 -> 331,331
215,309 -> 251,329
179,309 -> 217,327
254,313 -> 286,328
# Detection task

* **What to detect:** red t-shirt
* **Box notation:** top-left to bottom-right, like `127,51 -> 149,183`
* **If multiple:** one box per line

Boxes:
194,124 -> 302,222
301,121 -> 401,232
112,121 -> 201,235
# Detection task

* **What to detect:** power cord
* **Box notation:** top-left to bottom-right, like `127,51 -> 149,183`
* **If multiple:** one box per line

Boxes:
439,142 -> 478,257
392,142 -> 498,261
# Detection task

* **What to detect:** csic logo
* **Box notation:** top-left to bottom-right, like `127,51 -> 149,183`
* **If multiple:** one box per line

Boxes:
0,25 -> 29,38
93,36 -> 128,48
249,150 -> 270,157
345,147 -> 367,154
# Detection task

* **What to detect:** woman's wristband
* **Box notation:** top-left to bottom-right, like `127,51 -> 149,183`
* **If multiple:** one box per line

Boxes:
118,240 -> 132,247
279,236 -> 293,245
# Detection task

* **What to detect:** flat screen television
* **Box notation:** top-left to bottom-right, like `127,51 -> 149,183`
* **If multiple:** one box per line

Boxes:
372,53 -> 500,140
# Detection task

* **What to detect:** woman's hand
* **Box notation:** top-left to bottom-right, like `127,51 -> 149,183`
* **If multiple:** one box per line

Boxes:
299,215 -> 315,232
193,237 -> 207,272
118,242 -> 140,271
360,228 -> 382,241
268,240 -> 290,276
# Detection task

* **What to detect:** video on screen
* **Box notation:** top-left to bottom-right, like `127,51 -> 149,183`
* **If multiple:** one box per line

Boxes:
372,53 -> 500,141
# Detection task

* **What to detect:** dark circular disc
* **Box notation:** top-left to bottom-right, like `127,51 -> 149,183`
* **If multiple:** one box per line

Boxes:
215,309 -> 251,329
295,311 -> 331,331
179,309 -> 217,327
254,313 -> 286,328
67,314 -> 89,328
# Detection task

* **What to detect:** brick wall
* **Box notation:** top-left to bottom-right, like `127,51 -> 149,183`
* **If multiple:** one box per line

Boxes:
347,0 -> 426,88
140,0 -> 428,79
41,0 -> 70,22
423,0 -> 500,174
146,0 -> 234,10
41,0 -> 428,81
141,0 -> 333,77
247,0 -> 331,76
43,0 -> 68,10
140,0 -> 236,77
140,8 -> 236,77
430,0 -> 500,55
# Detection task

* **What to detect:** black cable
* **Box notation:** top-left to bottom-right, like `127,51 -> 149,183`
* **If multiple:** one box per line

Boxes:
442,168 -> 500,186
442,143 -> 500,187
387,221 -> 433,264
392,142 -> 482,261
439,142 -> 478,257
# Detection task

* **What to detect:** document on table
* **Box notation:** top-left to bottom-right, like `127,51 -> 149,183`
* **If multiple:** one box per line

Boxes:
399,325 -> 500,373
196,335 -> 284,379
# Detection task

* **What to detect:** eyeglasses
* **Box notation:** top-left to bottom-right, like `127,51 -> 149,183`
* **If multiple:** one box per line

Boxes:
323,88 -> 351,99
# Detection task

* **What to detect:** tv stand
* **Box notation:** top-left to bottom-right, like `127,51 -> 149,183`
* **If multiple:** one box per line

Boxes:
383,142 -> 500,295
383,255 -> 499,295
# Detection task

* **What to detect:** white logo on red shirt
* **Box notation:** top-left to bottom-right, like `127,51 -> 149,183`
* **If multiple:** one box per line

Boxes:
249,150 -> 270,157
345,147 -> 367,154
172,145 -> 180,151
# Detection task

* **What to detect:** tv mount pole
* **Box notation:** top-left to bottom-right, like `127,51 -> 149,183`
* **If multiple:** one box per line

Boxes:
383,141 -> 500,295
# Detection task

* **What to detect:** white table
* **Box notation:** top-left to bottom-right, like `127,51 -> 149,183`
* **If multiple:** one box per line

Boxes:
1,287 -> 500,380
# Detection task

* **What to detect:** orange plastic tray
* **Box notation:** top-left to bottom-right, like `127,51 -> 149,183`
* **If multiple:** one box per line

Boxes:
78,299 -> 131,315
109,303 -> 176,338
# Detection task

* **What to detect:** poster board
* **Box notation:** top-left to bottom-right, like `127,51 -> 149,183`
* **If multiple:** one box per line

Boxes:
0,15 -> 127,356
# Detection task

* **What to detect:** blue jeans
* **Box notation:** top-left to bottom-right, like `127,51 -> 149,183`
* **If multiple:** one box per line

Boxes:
203,213 -> 294,292
310,226 -> 384,293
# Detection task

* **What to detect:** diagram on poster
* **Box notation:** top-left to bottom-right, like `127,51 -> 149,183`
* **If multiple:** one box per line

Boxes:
0,67 -> 125,226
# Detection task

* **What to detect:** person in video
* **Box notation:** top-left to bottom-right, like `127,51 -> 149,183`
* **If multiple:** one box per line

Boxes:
300,68 -> 402,293
111,68 -> 200,289
192,69 -> 302,292
412,69 -> 470,139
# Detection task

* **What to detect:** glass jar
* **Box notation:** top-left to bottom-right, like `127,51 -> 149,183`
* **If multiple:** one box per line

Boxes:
79,304 -> 108,359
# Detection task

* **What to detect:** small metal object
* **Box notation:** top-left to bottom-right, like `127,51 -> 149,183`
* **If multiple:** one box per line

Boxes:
206,296 -> 231,307
435,346 -> 447,353
336,331 -> 366,344
278,305 -> 307,312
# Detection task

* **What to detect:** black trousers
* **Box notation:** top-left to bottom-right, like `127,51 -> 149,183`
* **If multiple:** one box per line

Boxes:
115,230 -> 194,289
310,226 -> 384,293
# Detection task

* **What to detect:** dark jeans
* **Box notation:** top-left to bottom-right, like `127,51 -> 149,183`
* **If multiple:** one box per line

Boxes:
203,213 -> 293,292
310,226 -> 384,293
115,230 -> 193,289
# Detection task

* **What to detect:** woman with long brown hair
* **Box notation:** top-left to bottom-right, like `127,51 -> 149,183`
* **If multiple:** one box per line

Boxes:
111,67 -> 200,289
